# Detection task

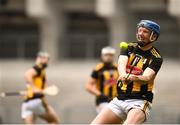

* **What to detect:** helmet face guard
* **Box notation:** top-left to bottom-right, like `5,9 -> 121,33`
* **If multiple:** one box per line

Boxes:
136,20 -> 160,46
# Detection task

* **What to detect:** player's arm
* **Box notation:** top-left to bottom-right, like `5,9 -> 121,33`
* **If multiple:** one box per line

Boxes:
86,77 -> 111,102
118,46 -> 129,82
24,68 -> 41,92
85,77 -> 101,96
128,68 -> 156,84
128,57 -> 163,84
118,55 -> 128,81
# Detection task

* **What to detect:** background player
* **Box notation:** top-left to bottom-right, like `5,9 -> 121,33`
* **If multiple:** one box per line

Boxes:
91,20 -> 163,124
86,46 -> 119,113
21,52 -> 59,124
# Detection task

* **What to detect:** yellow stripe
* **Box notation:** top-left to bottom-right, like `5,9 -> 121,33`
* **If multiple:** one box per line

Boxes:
103,71 -> 111,80
113,70 -> 119,80
147,82 -> 154,91
149,58 -> 153,65
137,57 -> 144,69
151,48 -> 161,58
132,57 -> 143,92
152,49 -> 159,58
33,70 -> 45,90
132,82 -> 141,92
128,54 -> 135,65
103,71 -> 111,96
143,101 -> 149,112
122,54 -> 135,91
103,85 -> 109,96
121,83 -> 127,91
152,48 -> 161,58
96,80 -> 101,90
150,50 -> 156,57
112,71 -> 118,97
26,85 -> 34,98
94,63 -> 104,71
112,84 -> 117,97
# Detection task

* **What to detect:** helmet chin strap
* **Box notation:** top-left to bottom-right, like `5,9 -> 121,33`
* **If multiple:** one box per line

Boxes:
137,41 -> 151,47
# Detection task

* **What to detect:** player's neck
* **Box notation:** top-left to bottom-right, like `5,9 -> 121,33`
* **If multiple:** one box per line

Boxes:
139,44 -> 153,51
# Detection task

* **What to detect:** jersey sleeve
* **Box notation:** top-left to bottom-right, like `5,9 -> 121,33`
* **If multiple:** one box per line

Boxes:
120,48 -> 128,56
91,70 -> 99,79
148,57 -> 163,74
91,63 -> 103,79
33,66 -> 41,76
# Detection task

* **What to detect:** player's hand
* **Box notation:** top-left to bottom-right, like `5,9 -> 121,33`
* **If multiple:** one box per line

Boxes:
98,94 -> 111,102
127,74 -> 139,81
118,74 -> 129,83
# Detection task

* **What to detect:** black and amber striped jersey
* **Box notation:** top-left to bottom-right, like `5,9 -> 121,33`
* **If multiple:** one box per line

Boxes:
117,44 -> 163,103
25,65 -> 46,101
91,63 -> 119,105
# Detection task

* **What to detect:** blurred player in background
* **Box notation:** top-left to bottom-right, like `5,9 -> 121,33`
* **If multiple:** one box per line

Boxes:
91,20 -> 163,124
86,46 -> 119,113
21,52 -> 59,124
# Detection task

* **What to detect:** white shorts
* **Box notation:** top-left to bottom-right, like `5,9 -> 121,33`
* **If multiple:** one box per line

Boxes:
96,102 -> 109,114
108,97 -> 152,121
21,99 -> 46,119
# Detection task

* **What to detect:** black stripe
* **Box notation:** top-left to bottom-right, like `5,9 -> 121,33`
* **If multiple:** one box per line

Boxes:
123,55 -> 136,95
140,84 -> 148,94
42,76 -> 46,89
33,65 -> 41,76
100,74 -> 104,93
142,59 -> 148,71
126,82 -> 133,95
109,86 -> 113,97
100,67 -> 107,93
142,55 -> 153,71
109,72 -> 114,97
127,55 -> 140,94
141,58 -> 152,91
140,57 -> 147,88
130,55 -> 136,65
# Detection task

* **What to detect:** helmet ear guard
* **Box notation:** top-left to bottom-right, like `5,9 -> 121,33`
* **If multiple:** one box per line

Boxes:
149,31 -> 158,42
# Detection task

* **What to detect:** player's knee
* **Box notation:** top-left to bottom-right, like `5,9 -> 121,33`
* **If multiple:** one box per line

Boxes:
124,117 -> 140,124
91,111 -> 106,124
47,113 -> 59,124
46,117 -> 59,124
91,115 -> 100,124
124,110 -> 145,124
